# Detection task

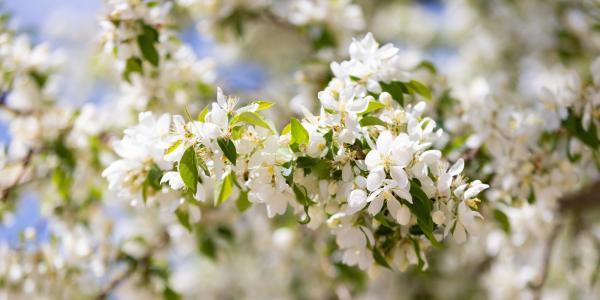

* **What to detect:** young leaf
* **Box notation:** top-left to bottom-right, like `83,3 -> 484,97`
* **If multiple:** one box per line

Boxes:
217,137 -> 237,165
235,190 -> 252,212
359,116 -> 388,127
292,184 -> 312,207
197,105 -> 209,122
146,164 -> 163,190
137,35 -> 159,67
493,208 -> 511,234
179,146 -> 199,194
380,81 -> 406,106
165,140 -> 182,155
123,57 -> 143,82
413,60 -> 437,74
252,100 -> 274,110
281,122 -> 291,135
407,181 -> 441,248
214,172 -> 234,206
175,205 -> 192,232
290,118 -> 309,145
373,248 -> 392,269
407,80 -> 432,100
231,111 -> 273,132
409,237 -> 426,270
359,101 -> 385,115
562,110 -> 600,150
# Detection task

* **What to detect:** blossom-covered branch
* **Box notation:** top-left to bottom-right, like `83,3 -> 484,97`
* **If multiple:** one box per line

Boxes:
104,33 -> 488,270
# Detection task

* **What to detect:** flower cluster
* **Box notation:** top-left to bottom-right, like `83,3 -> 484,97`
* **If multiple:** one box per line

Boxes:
105,33 -> 488,270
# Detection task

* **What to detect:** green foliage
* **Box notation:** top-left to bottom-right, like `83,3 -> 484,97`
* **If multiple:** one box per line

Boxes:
407,181 -> 441,248
359,101 -> 385,115
290,118 -> 309,145
359,116 -> 388,127
235,190 -> 251,212
231,111 -> 273,132
179,146 -> 199,194
124,57 -> 143,82
217,137 -> 237,165
214,172 -> 234,206
493,208 -> 511,234
562,110 -> 600,150
137,23 -> 160,66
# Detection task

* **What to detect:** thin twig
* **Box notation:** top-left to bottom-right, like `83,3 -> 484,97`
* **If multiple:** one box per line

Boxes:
529,221 -> 563,299
528,180 -> 600,297
0,149 -> 33,201
95,232 -> 170,299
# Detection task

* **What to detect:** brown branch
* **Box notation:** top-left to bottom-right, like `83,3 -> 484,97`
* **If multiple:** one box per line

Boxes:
95,261 -> 138,300
529,221 -> 562,299
558,180 -> 600,213
0,149 -> 34,201
95,232 -> 170,299
528,180 -> 600,297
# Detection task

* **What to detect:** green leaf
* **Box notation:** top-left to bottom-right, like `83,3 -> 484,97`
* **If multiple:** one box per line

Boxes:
163,287 -> 182,300
123,57 -> 143,82
175,205 -> 192,232
30,71 -> 48,88
493,208 -> 511,234
407,80 -> 432,100
409,237 -> 426,270
360,100 -> 385,115
197,105 -> 209,122
196,155 -> 211,177
380,81 -> 406,106
312,27 -> 337,50
137,24 -> 160,66
231,111 -> 273,132
413,60 -> 437,74
359,116 -> 388,127
199,234 -> 217,259
562,110 -> 600,150
252,100 -> 274,110
292,184 -> 313,207
373,248 -> 392,269
281,123 -> 291,135
165,140 -> 182,155
235,190 -> 251,212
179,146 -> 199,194
217,137 -> 237,165
214,172 -> 234,206
290,118 -> 309,146
407,181 -> 441,248
146,164 -> 163,190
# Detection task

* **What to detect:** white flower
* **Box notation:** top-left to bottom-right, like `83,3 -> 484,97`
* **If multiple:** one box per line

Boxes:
247,136 -> 293,217
318,86 -> 368,115
335,225 -> 373,270
102,112 -> 172,203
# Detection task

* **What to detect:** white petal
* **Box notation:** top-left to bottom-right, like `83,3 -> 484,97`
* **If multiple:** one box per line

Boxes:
464,181 -> 489,199
420,150 -> 441,165
453,222 -> 467,244
348,190 -> 367,213
392,188 -> 412,203
194,183 -> 205,201
396,203 -> 411,225
366,171 -> 385,192
376,131 -> 393,154
437,173 -> 452,194
364,150 -> 382,171
161,171 -> 184,190
368,196 -> 384,215
390,166 -> 408,188
448,158 -> 464,176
